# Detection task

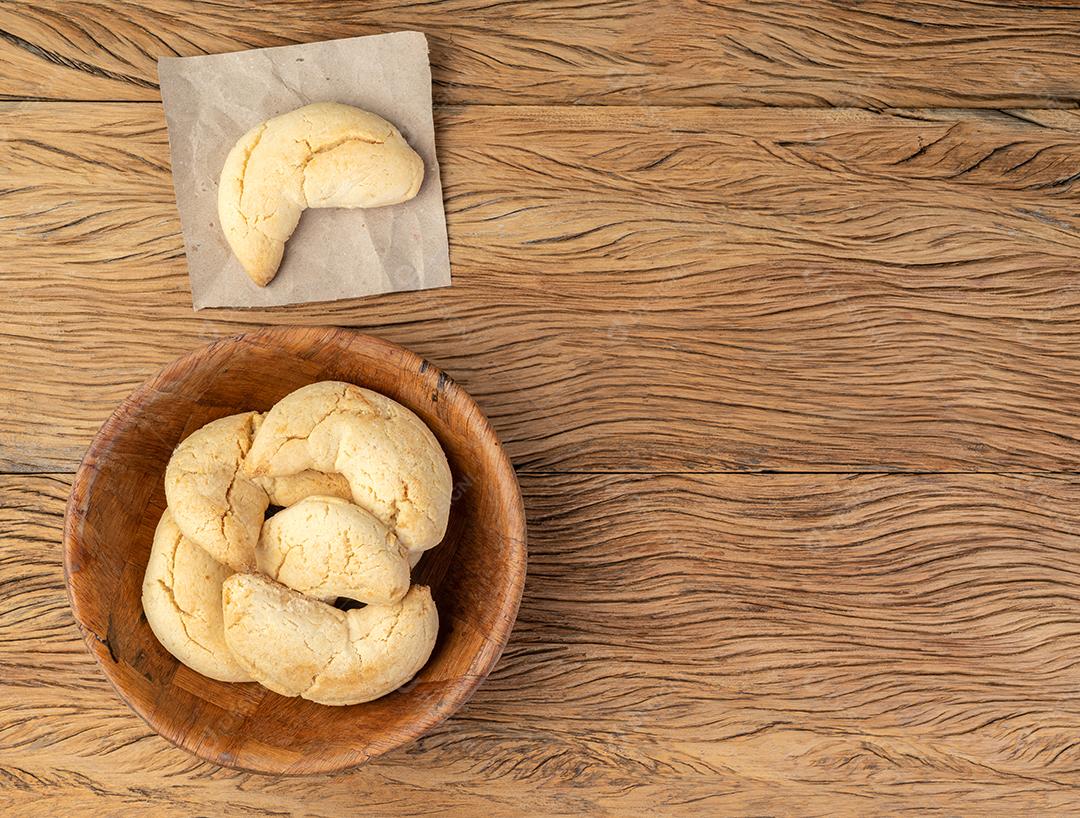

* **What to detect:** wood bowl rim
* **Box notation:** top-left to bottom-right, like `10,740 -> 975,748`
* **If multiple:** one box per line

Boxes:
62,325 -> 527,775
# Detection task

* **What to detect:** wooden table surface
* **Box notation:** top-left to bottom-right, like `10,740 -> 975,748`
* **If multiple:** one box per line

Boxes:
2,2 -> 1080,815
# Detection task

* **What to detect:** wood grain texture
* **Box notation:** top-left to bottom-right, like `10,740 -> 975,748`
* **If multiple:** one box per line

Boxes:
1,1 -> 1080,107
5,3 -> 1080,809
7,472 -> 1080,814
3,103 -> 1080,472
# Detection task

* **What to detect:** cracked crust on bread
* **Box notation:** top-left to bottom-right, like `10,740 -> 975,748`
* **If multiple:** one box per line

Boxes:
217,101 -> 425,286
243,381 -> 451,558
164,412 -> 268,572
222,573 -> 438,705
141,509 -> 253,683
256,495 -> 410,605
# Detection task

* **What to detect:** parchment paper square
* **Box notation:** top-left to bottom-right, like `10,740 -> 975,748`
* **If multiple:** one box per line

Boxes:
158,31 -> 450,310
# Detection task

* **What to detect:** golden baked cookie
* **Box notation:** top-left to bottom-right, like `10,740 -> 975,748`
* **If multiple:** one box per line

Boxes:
256,495 -> 410,605
142,509 -> 253,683
164,412 -> 268,572
243,381 -> 451,560
254,470 -> 352,507
222,573 -> 438,706
218,102 -> 425,286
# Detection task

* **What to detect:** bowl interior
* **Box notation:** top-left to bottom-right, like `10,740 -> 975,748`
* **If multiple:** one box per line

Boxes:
63,327 -> 526,774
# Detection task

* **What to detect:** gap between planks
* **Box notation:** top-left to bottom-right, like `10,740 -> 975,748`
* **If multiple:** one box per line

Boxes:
0,99 -> 1075,119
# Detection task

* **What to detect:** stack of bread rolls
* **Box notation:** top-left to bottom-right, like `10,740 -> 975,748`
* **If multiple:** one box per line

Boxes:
142,381 -> 450,705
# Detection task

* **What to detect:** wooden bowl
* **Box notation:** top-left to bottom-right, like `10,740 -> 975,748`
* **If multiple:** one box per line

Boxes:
63,327 -> 527,775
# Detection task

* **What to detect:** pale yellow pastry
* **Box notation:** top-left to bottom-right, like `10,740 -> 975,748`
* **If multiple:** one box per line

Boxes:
164,412 -> 268,572
254,470 -> 352,507
218,101 -> 425,286
222,573 -> 438,706
256,495 -> 410,604
142,509 -> 253,683
243,381 -> 451,559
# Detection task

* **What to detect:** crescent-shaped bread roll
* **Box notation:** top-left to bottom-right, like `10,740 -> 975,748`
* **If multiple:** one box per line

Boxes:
164,412 -> 268,572
222,573 -> 438,706
242,381 -> 451,558
142,509 -> 253,683
254,469 -> 353,508
256,495 -> 410,605
218,101 -> 425,286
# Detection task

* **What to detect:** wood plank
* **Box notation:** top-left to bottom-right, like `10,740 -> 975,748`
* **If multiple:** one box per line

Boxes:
3,103 -> 1080,472
1,1 -> 1079,107
4,473 -> 1080,814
